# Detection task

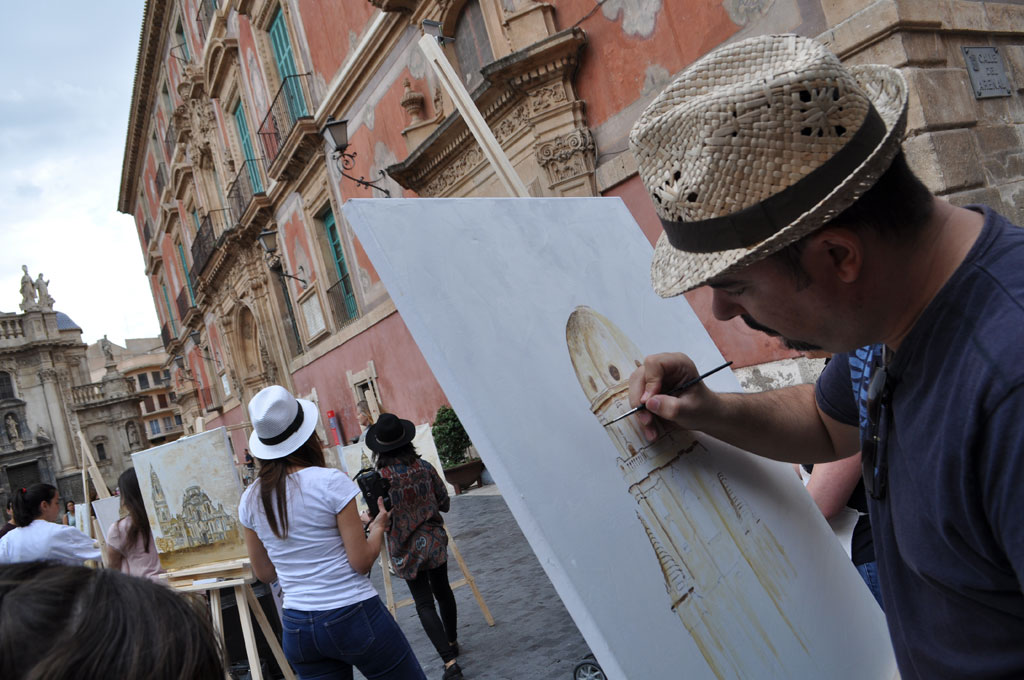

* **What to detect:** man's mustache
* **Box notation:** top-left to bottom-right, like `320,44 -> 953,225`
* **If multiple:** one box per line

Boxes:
741,315 -> 822,352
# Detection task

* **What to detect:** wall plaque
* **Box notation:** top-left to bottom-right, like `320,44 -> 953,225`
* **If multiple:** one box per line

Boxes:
962,47 -> 1012,99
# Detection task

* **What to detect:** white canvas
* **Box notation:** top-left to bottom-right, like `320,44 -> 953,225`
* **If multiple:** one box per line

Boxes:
132,427 -> 246,571
343,197 -> 896,679
91,496 -> 123,542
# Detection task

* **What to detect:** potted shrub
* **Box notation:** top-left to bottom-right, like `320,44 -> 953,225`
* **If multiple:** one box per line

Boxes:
432,405 -> 484,493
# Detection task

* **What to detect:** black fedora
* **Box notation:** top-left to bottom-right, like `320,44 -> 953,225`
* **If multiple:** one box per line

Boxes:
365,413 -> 416,453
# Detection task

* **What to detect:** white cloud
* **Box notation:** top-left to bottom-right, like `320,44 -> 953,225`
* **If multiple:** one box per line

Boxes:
0,1 -> 154,345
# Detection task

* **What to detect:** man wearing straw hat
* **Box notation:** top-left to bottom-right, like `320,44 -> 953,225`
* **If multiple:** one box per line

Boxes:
627,34 -> 1024,678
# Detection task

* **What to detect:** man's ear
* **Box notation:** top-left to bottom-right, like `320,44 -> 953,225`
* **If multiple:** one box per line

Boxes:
806,228 -> 862,284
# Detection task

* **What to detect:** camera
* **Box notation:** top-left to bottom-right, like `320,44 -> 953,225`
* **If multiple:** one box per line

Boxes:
355,468 -> 392,519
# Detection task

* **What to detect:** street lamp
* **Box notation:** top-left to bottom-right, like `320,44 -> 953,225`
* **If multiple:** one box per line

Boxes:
320,117 -> 392,197
257,229 -> 308,288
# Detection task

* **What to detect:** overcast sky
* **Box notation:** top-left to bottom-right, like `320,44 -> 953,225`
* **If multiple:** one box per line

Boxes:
0,2 -> 157,346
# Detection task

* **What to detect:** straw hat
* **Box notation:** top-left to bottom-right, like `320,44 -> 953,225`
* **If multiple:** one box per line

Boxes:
247,385 -> 319,460
629,34 -> 908,296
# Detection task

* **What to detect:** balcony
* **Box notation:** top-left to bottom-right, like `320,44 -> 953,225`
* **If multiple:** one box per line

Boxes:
164,119 -> 177,162
142,221 -> 152,247
155,162 -> 168,197
190,214 -> 217,279
71,379 -> 137,406
325,278 -> 359,327
196,0 -> 217,42
160,323 -> 171,349
227,158 -> 270,227
200,386 -> 222,414
176,287 -> 196,326
257,73 -> 320,181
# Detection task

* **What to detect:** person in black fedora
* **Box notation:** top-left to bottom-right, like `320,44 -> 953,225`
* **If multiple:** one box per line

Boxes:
368,413 -> 463,680
238,387 -> 427,680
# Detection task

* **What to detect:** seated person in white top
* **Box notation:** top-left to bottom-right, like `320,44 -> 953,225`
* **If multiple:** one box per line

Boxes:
0,483 -> 100,565
239,385 -> 427,680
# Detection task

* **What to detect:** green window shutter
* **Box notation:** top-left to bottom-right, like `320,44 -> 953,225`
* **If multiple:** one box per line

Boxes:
162,284 -> 178,336
233,103 -> 263,193
269,8 -> 307,123
192,210 -> 201,233
176,21 -> 190,62
178,244 -> 195,305
324,211 -> 357,319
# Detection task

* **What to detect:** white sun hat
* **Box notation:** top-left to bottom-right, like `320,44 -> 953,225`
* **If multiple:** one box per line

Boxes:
629,34 -> 909,297
247,385 -> 319,460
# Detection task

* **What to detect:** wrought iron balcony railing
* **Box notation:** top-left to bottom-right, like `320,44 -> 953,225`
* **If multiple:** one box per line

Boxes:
176,286 -> 194,323
164,119 -> 177,161
155,162 -> 168,197
227,158 -> 265,225
257,73 -> 313,168
325,277 -> 359,327
190,213 -> 217,279
160,323 -> 171,349
195,0 -> 217,41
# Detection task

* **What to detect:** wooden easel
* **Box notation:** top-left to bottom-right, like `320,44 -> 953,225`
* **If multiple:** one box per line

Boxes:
380,525 -> 495,627
75,432 -> 110,560
164,558 -> 296,680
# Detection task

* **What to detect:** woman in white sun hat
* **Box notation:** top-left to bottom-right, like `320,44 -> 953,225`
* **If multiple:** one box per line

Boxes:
239,385 -> 427,680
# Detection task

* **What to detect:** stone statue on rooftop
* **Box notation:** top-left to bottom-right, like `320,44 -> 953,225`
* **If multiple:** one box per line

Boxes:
34,273 -> 54,310
19,265 -> 37,312
101,335 -> 115,363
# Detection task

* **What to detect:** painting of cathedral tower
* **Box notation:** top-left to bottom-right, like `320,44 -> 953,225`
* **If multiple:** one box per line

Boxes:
566,306 -> 810,679
133,427 -> 245,571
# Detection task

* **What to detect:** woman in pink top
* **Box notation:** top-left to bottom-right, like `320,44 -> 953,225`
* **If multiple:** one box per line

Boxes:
106,467 -> 163,581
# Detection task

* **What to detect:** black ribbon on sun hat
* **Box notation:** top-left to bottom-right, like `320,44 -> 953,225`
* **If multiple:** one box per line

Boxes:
659,105 -> 887,254
258,401 -> 305,446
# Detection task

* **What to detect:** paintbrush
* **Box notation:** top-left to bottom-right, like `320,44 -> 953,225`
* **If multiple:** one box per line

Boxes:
603,360 -> 734,426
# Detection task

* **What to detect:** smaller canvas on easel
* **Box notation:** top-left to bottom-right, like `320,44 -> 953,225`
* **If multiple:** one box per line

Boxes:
132,427 -> 247,571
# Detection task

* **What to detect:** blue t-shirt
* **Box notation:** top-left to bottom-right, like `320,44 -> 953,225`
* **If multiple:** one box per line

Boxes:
816,207 -> 1024,679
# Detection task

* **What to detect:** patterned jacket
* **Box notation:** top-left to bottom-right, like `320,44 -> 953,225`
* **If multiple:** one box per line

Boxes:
380,458 -> 450,580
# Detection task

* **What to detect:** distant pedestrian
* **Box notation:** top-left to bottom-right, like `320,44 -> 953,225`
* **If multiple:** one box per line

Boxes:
0,484 -> 100,565
351,399 -> 374,444
369,413 -> 463,680
106,468 -> 163,581
0,501 -> 15,541
61,499 -> 75,527
240,385 -> 427,680
0,561 -> 225,679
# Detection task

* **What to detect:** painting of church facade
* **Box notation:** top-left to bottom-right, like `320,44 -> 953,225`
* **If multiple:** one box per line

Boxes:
133,427 -> 245,571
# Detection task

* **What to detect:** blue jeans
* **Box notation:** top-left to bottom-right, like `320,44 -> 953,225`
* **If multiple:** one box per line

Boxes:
281,596 -> 427,680
856,561 -> 885,610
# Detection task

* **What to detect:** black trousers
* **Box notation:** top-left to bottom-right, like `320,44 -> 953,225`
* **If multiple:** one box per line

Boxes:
405,561 -> 458,663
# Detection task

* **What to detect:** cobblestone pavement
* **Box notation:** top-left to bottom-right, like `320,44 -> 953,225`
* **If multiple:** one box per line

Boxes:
358,485 -> 594,680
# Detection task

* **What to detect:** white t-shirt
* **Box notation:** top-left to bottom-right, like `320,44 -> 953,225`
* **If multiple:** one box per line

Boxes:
0,519 -> 101,565
238,466 -> 377,611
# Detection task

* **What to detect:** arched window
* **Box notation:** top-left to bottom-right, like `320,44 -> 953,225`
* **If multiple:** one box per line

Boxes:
0,372 -> 13,401
453,0 -> 492,92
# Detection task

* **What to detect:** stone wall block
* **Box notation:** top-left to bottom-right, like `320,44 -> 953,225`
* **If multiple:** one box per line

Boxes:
903,129 -> 982,195
974,125 -> 1024,185
1002,45 -> 1024,92
943,0 -> 987,31
901,32 -> 946,66
980,2 -> 1024,33
822,0 -> 899,56
821,0 -> 880,28
845,34 -> 910,67
905,68 -> 978,133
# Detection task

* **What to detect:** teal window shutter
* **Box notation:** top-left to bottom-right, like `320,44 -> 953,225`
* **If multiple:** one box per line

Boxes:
269,7 -> 307,123
324,211 -> 357,319
178,244 -> 195,305
233,103 -> 263,193
176,21 -> 190,62
192,210 -> 201,233
162,284 -> 178,336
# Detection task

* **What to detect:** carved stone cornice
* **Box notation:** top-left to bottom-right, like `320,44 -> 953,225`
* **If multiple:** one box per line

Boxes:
535,128 -> 595,188
367,0 -> 421,12
204,37 -> 239,100
387,27 -> 593,197
172,162 -> 195,200
118,0 -> 173,214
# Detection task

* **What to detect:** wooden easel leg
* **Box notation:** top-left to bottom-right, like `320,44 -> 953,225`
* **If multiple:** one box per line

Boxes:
210,588 -> 225,639
380,540 -> 396,616
234,584 -> 265,680
445,526 -> 495,626
244,585 -> 296,680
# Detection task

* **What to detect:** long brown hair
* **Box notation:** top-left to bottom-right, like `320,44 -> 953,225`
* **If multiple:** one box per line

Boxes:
117,468 -> 152,552
256,435 -> 326,538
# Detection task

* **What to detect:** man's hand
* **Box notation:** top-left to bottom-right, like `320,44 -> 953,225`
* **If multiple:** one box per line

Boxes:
627,352 -> 718,440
